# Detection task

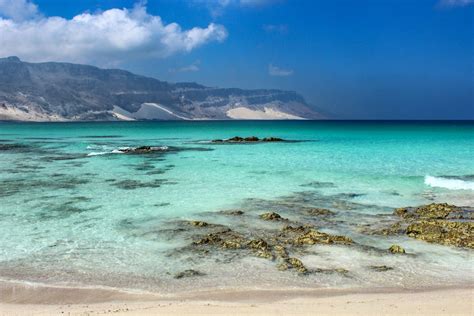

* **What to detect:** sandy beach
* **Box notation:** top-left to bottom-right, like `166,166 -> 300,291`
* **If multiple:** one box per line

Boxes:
0,281 -> 473,315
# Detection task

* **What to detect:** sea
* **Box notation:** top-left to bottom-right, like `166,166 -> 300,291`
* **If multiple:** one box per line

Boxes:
0,121 -> 473,294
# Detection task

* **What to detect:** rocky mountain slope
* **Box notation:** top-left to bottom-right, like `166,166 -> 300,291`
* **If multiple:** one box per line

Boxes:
0,57 -> 323,121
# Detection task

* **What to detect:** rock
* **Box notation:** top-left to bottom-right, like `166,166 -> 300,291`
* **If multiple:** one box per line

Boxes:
388,244 -> 406,254
260,212 -> 286,221
220,210 -> 244,216
315,268 -> 349,275
174,269 -> 205,279
406,220 -> 473,248
262,137 -> 284,142
190,221 -> 209,227
193,229 -> 247,249
211,136 -> 286,143
395,203 -> 462,220
369,203 -> 473,249
247,239 -> 269,251
118,146 -> 171,154
273,245 -> 289,258
369,265 -> 393,272
244,136 -> 259,142
285,258 -> 308,273
228,136 -> 245,142
303,207 -> 335,216
293,229 -> 353,245
255,250 -> 274,260
396,203 -> 473,248
280,257 -> 308,274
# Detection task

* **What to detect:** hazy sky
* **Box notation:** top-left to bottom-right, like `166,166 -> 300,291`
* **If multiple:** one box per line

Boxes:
0,0 -> 472,119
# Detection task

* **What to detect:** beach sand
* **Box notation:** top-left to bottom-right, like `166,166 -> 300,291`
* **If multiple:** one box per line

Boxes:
0,282 -> 472,315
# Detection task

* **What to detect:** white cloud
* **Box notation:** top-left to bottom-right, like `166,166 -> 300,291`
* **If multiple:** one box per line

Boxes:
268,64 -> 293,77
0,2 -> 228,64
170,60 -> 201,73
0,0 -> 39,21
438,0 -> 474,6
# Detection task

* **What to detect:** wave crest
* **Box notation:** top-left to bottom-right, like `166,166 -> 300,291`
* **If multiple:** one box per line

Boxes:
425,176 -> 474,191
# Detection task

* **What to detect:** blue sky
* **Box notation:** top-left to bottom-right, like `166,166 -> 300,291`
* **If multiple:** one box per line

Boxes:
0,0 -> 472,119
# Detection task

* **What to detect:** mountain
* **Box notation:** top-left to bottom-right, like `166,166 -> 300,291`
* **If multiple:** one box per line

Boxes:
0,56 -> 323,121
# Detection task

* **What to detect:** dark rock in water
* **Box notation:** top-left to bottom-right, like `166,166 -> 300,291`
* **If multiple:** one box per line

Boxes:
281,225 -> 352,245
245,136 -> 259,142
303,207 -> 335,216
293,229 -> 353,245
119,146 -> 167,154
190,221 -> 209,227
219,209 -> 245,216
260,212 -> 287,221
112,179 -> 170,190
314,268 -> 350,275
406,220 -> 473,248
174,269 -> 205,279
211,136 -> 286,143
388,244 -> 406,254
193,229 -> 246,249
277,257 -> 308,274
367,203 -> 474,249
369,265 -> 393,272
262,137 -> 284,142
300,181 -> 336,189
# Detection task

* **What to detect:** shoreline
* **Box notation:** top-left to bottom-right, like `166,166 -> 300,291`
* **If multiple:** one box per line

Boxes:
0,281 -> 472,315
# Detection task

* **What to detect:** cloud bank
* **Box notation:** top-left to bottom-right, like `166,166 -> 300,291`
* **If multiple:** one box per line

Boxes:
268,64 -> 293,77
0,1 -> 228,64
0,0 -> 39,21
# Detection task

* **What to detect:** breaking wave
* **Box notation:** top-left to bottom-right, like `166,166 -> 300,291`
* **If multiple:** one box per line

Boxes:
424,176 -> 474,191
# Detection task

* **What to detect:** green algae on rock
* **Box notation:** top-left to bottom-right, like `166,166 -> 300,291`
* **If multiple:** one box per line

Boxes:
174,269 -> 205,279
388,244 -> 406,254
369,265 -> 394,272
260,212 -> 287,221
367,203 -> 473,249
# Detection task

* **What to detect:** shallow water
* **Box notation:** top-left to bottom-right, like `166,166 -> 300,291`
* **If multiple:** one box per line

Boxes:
0,121 -> 473,293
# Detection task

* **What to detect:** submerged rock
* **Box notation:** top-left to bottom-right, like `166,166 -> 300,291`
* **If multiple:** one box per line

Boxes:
314,268 -> 350,275
369,265 -> 394,272
388,244 -> 406,254
303,207 -> 335,216
260,212 -> 287,221
289,227 -> 353,246
190,221 -> 209,227
211,136 -> 286,143
406,220 -> 473,248
220,209 -> 245,216
119,146 -> 168,154
174,269 -> 205,279
367,203 -> 474,249
277,257 -> 308,274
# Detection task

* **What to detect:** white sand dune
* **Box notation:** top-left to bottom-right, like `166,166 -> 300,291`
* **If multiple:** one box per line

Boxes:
226,106 -> 305,120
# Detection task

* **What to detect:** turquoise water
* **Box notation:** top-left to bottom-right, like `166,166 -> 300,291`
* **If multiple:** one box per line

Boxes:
0,121 -> 473,293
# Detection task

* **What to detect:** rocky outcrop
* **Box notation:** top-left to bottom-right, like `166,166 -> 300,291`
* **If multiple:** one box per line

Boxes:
211,136 -> 286,143
388,244 -> 406,254
118,146 -> 169,154
365,203 -> 473,249
174,269 -> 205,279
259,212 -> 287,221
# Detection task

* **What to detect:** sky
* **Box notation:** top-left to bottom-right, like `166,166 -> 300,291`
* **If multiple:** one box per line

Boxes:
0,0 -> 472,119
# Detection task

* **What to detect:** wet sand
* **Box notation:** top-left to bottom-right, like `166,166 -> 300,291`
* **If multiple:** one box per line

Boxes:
0,281 -> 472,315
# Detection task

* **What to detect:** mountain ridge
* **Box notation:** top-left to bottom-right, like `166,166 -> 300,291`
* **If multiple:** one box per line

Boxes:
0,57 -> 324,121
